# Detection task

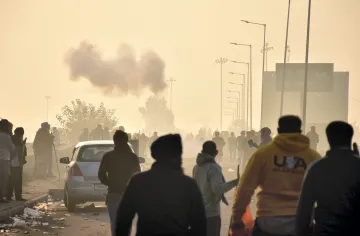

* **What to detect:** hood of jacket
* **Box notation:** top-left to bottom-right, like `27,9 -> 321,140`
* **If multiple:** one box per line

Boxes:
196,152 -> 216,165
273,133 -> 310,153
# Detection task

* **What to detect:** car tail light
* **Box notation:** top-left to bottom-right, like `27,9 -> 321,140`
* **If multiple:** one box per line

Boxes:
71,163 -> 83,177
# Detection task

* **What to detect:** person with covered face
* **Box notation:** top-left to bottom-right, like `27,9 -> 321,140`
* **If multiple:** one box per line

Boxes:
115,134 -> 206,236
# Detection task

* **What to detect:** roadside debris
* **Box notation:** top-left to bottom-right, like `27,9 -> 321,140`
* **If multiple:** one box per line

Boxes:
4,194 -> 68,232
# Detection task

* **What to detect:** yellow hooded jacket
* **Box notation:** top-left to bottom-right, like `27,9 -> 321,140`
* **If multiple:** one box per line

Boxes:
231,133 -> 321,223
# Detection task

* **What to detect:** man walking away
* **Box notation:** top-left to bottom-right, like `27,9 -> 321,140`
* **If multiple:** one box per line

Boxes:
7,127 -> 27,201
296,121 -> 360,236
306,126 -> 319,151
230,115 -> 320,236
0,119 -> 15,203
116,134 -> 207,236
98,130 -> 140,236
33,122 -> 54,178
237,131 -> 246,168
228,132 -> 237,162
193,141 -> 239,236
52,127 -> 60,147
213,131 -> 225,163
248,127 -> 273,149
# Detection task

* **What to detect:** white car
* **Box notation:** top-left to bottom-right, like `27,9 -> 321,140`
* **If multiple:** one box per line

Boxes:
59,140 -> 145,212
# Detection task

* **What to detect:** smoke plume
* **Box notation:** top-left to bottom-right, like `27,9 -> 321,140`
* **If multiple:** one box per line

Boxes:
64,41 -> 167,95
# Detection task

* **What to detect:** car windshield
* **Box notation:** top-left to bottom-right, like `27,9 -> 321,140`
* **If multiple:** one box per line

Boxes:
76,144 -> 135,162
77,145 -> 114,162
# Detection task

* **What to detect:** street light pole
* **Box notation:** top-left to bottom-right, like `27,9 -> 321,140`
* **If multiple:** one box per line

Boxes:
241,20 -> 267,128
280,0 -> 292,116
302,0 -> 312,132
230,61 -> 250,129
215,57 -> 228,131
45,96 -> 51,122
260,43 -> 274,71
226,97 -> 239,119
229,43 -> 253,130
167,78 -> 176,111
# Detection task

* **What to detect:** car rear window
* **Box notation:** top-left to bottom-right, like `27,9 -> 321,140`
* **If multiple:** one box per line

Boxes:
76,144 -> 135,162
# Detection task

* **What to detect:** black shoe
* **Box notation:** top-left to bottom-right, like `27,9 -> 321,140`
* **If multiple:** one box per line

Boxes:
0,199 -> 9,203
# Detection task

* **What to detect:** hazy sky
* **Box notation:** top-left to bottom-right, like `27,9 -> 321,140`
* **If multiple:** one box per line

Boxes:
1,0 -> 359,139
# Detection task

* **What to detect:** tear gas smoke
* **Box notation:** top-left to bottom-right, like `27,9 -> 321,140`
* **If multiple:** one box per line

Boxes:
64,41 -> 167,95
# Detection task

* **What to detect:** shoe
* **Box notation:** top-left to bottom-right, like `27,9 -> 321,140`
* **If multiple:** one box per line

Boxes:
5,197 -> 12,201
0,199 -> 9,203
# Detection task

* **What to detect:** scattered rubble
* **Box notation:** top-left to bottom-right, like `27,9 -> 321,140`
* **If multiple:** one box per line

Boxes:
3,194 -> 68,234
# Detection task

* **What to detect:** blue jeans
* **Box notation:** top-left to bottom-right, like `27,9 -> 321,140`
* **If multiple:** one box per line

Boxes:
107,199 -> 121,236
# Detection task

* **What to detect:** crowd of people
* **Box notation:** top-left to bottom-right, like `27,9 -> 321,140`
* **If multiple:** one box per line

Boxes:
97,115 -> 359,236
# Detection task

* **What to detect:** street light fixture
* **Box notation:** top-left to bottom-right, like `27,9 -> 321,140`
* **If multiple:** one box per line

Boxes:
230,43 -> 253,117
230,62 -> 251,129
215,57 -> 228,131
241,19 -> 267,128
226,96 -> 239,119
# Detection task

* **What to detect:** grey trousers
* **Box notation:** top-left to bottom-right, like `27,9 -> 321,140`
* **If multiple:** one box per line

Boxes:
107,199 -> 121,236
0,160 -> 10,199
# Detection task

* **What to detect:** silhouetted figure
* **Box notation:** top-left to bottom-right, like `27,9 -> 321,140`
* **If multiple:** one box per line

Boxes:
230,115 -> 320,236
296,121 -> 360,236
116,134 -> 207,236
90,124 -> 103,140
7,127 -> 27,201
193,141 -> 239,236
306,126 -> 319,151
139,133 -> 149,157
33,122 -> 54,178
248,127 -> 273,149
149,131 -> 158,145
228,132 -> 237,161
236,131 -> 246,163
212,131 -> 225,162
0,119 -> 15,203
98,130 -> 140,236
103,127 -> 111,140
79,128 -> 89,142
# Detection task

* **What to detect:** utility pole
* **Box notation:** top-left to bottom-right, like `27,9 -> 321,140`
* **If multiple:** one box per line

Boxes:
302,0 -> 312,132
167,78 -> 176,111
261,42 -> 274,71
45,96 -> 51,122
280,0 -> 292,116
215,57 -> 228,131
287,45 -> 291,63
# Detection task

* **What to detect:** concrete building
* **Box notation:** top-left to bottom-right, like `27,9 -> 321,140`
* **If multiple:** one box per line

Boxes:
261,63 -> 349,151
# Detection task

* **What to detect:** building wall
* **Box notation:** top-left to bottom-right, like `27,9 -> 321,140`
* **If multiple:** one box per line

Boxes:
261,70 -> 349,151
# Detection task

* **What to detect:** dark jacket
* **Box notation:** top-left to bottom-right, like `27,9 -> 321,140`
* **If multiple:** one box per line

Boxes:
116,161 -> 207,236
98,144 -> 140,195
33,128 -> 54,154
11,135 -> 27,165
296,148 -> 360,236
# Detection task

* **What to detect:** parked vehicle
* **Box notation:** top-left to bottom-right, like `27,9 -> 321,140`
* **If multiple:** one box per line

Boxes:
59,140 -> 145,212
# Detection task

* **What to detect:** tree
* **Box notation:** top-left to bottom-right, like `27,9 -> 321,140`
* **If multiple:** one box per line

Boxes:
139,96 -> 175,134
56,99 -> 118,142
